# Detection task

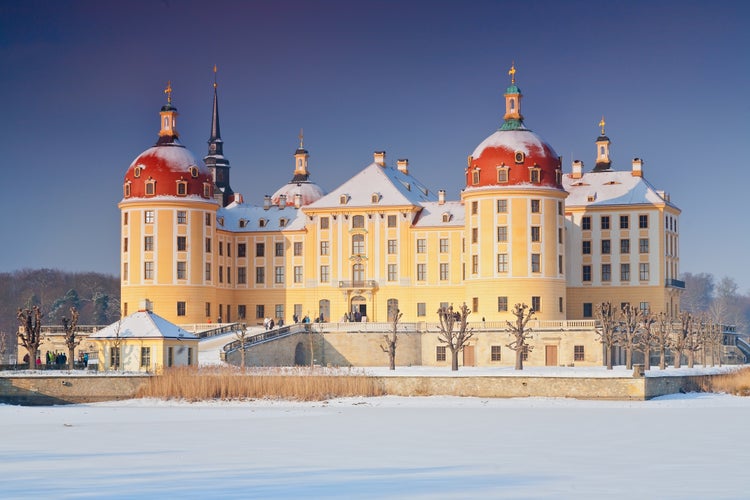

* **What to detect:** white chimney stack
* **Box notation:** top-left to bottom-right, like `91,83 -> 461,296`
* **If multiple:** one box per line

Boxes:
397,158 -> 409,174
294,193 -> 302,208
571,160 -> 583,179
263,195 -> 271,210
278,194 -> 287,209
632,158 -> 643,177
374,151 -> 386,167
438,189 -> 446,205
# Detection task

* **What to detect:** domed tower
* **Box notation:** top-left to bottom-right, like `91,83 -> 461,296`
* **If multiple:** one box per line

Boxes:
462,65 -> 567,320
270,130 -> 325,207
119,83 -> 219,324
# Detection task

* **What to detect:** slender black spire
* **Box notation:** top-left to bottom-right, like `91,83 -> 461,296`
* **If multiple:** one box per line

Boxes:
204,65 -> 234,206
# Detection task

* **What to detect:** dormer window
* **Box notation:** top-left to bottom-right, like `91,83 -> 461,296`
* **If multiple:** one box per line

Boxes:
471,169 -> 480,185
218,217 -> 224,227
145,179 -> 156,196
239,219 -> 247,228
258,218 -> 267,228
497,165 -> 509,183
371,193 -> 381,204
176,180 -> 187,196
339,194 -> 349,205
189,166 -> 199,178
124,182 -> 131,198
134,166 -> 142,178
529,166 -> 541,184
587,194 -> 597,202
442,212 -> 452,223
514,151 -> 525,164
279,218 -> 287,228
203,183 -> 212,198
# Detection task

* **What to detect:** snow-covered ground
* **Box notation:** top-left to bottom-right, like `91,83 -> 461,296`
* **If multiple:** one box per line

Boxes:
2,393 -> 749,499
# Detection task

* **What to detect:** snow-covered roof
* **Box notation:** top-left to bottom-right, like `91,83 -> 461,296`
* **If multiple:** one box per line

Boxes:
413,201 -> 465,227
471,128 -> 557,159
306,162 -> 436,209
90,311 -> 198,340
563,171 -> 677,209
217,202 -> 306,232
271,181 -> 325,207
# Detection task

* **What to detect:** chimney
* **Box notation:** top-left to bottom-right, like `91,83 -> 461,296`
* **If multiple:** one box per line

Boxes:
438,189 -> 446,205
263,195 -> 271,210
278,194 -> 287,209
374,151 -> 386,167
397,158 -> 409,174
632,158 -> 643,177
571,160 -> 583,179
294,193 -> 302,208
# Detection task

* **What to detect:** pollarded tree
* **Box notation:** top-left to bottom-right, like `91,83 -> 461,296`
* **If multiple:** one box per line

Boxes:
380,308 -> 402,370
505,303 -> 536,370
683,313 -> 703,368
595,302 -> 619,370
635,311 -> 657,371
62,306 -> 80,370
234,324 -> 249,372
17,306 -> 43,369
618,303 -> 640,369
654,312 -> 672,370
436,303 -> 473,371
670,312 -> 692,369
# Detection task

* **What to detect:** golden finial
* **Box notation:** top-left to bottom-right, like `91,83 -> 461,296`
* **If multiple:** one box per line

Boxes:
508,62 -> 516,85
213,65 -> 218,89
164,81 -> 173,103
298,128 -> 304,148
599,116 -> 606,135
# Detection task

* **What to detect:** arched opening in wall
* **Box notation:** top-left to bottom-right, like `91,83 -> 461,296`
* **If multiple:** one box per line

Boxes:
351,295 -> 366,322
294,342 -> 308,366
319,299 -> 330,323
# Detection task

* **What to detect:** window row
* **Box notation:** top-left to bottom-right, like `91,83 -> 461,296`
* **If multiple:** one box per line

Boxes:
581,214 -> 649,230
582,238 -> 649,255
581,263 -> 650,282
582,301 -> 650,318
124,180 -> 212,198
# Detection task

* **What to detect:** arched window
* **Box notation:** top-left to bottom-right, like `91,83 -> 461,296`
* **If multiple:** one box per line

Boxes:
352,215 -> 365,228
510,98 -> 515,110
176,181 -> 187,196
145,179 -> 156,196
352,234 -> 365,255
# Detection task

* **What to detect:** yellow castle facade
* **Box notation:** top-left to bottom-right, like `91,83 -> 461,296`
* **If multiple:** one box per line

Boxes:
118,70 -> 681,366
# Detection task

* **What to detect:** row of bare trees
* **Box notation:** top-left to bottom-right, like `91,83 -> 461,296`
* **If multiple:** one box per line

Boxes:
595,302 -> 725,370
16,306 -> 81,370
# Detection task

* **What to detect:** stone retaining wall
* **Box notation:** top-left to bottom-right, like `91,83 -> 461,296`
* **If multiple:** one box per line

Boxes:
0,375 -> 151,405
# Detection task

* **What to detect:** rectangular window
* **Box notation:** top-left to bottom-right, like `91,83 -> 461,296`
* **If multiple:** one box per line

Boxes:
294,266 -> 303,283
497,253 -> 508,272
620,215 -> 629,229
601,239 -> 610,254
387,214 -> 397,227
219,241 -> 223,256
581,216 -> 591,231
522,345 -> 529,362
471,227 -> 478,244
497,168 -> 508,183
123,262 -> 128,280
123,213 -> 128,225
205,213 -> 211,226
177,236 -> 187,251
205,302 -> 211,318
602,263 -> 611,282
206,238 -> 212,253
237,243 -> 246,257
320,217 -> 329,229
582,265 -> 591,282
417,263 -> 426,281
531,199 -> 540,213
219,266 -> 223,283
439,263 -> 449,281
531,296 -> 541,313
256,243 -> 265,257
417,302 -> 426,317
226,243 -> 231,257
558,228 -> 563,244
123,237 -> 128,252
497,226 -> 507,242
531,226 -> 540,242
436,346 -> 446,362
320,265 -> 329,282
582,240 -> 591,254
255,266 -> 265,284
417,239 -> 426,253
320,241 -> 329,255
639,263 -> 650,281
639,214 -> 649,229
144,236 -> 153,251
177,211 -> 187,224
294,242 -> 303,256
439,238 -> 449,253
144,261 -> 154,279
141,347 -> 151,368
574,345 -> 585,362
145,210 -> 154,224
472,297 -> 479,313
177,261 -> 186,279
275,266 -> 285,284
237,304 -> 246,320
497,199 -> 507,213
621,263 -> 630,281
530,169 -> 540,183
275,242 -> 284,257
471,201 -> 478,215
531,253 -> 540,273
167,347 -> 173,368
237,267 -> 247,284
497,296 -> 508,312
177,301 -> 186,316
640,302 -> 650,314
205,263 -> 211,280
639,238 -> 649,253
601,216 -> 610,230
387,239 -> 397,254
620,239 -> 630,254
471,255 -> 478,274
274,304 -> 284,321
227,266 -> 231,284
256,305 -> 265,319
491,346 -> 502,362
111,347 -> 120,369
388,264 -> 398,281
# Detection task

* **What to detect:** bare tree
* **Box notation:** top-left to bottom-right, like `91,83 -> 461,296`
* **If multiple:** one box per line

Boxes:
380,309 -> 402,370
62,306 -> 80,370
17,306 -> 43,369
110,319 -> 123,371
595,302 -> 619,370
505,303 -> 536,370
654,312 -> 672,370
234,323 -> 249,372
683,313 -> 702,368
635,311 -> 657,371
618,303 -> 640,369
670,312 -> 691,369
436,303 -> 473,371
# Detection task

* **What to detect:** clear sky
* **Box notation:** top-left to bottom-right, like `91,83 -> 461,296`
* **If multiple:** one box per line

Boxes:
1,0 -> 748,291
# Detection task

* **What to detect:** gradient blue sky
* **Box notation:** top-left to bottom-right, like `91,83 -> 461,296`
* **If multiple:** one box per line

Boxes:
1,0 -> 749,291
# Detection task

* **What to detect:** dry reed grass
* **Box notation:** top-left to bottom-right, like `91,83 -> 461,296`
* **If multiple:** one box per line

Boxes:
136,366 -> 386,401
698,367 -> 750,396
